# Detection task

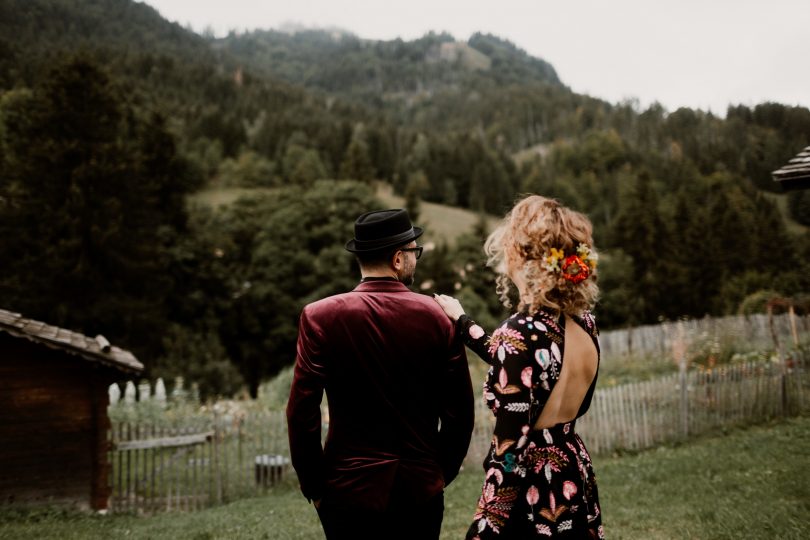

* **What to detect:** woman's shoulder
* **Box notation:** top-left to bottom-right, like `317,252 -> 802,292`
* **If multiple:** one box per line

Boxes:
497,309 -> 564,340
571,310 -> 599,338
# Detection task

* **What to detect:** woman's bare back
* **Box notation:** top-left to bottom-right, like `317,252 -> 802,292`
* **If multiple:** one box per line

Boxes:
534,315 -> 598,429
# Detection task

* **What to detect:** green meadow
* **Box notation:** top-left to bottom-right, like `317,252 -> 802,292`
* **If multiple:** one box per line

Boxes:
2,416 -> 807,540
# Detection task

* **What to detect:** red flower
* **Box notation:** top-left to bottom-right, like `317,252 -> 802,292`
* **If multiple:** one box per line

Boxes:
561,255 -> 589,283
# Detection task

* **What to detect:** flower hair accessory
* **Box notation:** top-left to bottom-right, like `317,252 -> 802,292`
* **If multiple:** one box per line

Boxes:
543,243 -> 597,284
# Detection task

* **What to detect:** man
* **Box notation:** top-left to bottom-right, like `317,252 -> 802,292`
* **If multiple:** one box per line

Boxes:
287,209 -> 474,539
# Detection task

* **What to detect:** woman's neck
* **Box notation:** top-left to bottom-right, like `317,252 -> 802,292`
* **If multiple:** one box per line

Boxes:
510,271 -> 532,306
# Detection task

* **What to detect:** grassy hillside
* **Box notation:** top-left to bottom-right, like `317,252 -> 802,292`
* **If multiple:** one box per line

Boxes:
188,183 -> 807,253
2,417 -> 807,539
375,184 -> 499,244
188,183 -> 500,245
188,186 -> 278,208
762,191 -> 809,235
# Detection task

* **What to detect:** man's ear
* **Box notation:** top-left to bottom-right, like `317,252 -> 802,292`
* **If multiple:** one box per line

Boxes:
391,250 -> 403,271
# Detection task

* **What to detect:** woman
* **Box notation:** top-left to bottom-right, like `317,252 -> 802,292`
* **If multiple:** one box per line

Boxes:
434,195 -> 604,539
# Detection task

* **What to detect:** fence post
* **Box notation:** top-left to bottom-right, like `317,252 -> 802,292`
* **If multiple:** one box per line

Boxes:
676,321 -> 689,438
788,306 -> 800,347
768,304 -> 788,416
213,409 -> 222,504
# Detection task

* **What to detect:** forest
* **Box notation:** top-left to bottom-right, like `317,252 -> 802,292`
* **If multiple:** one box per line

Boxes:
1,0 -> 809,397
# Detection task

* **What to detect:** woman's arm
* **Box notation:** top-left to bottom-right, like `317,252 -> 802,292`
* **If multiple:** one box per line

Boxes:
434,294 -> 494,364
487,318 -> 534,452
469,318 -> 536,538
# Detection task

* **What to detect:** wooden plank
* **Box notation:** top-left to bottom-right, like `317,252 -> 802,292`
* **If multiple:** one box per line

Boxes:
150,424 -> 157,514
123,422 -> 130,513
180,428 -> 189,511
633,382 -> 644,449
114,432 -> 213,451
214,413 -> 222,504
116,422 -> 123,511
193,429 -> 199,510
619,383 -> 632,450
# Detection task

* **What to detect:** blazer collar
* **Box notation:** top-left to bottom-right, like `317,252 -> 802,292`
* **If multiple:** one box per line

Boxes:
353,280 -> 411,293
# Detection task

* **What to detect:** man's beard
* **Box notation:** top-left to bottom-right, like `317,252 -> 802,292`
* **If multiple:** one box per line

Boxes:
398,264 -> 416,286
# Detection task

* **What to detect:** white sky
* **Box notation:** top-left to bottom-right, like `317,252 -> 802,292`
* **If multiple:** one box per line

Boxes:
143,0 -> 810,115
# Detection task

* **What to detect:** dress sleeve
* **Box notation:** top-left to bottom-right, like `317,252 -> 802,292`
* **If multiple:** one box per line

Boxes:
456,314 -> 496,365
487,318 -> 534,453
469,317 -> 538,538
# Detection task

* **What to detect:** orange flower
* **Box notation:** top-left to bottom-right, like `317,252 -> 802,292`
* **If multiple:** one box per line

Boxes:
561,255 -> 589,283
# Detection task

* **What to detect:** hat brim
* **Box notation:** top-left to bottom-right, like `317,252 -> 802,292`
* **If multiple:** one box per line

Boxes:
345,227 -> 423,253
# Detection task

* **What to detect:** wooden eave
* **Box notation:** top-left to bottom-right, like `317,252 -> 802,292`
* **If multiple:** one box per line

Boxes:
772,146 -> 810,190
0,309 -> 144,375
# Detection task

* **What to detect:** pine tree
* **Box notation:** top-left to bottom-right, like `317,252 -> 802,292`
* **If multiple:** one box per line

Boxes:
404,170 -> 428,222
611,174 -> 669,322
0,56 -> 192,357
338,125 -> 375,183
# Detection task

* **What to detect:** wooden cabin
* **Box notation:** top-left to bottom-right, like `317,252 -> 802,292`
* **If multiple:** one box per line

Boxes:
772,145 -> 810,190
0,309 -> 143,510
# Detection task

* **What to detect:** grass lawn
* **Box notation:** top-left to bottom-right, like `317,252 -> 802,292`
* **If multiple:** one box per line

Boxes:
2,416 -> 808,539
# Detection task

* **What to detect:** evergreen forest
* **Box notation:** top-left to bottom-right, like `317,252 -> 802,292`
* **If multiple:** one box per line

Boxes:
1,0 -> 809,396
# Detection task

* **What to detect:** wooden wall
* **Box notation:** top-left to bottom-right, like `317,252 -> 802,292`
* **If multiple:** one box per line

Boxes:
0,334 -> 116,510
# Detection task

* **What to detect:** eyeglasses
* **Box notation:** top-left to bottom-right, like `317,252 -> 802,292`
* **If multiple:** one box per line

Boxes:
400,246 -> 423,260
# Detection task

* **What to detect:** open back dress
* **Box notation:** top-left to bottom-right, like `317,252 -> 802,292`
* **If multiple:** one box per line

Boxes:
457,307 -> 604,539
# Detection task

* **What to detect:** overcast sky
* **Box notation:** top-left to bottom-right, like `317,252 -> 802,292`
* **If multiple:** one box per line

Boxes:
143,0 -> 810,115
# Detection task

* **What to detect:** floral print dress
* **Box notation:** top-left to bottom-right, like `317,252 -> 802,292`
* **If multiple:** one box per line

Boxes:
457,308 -> 604,539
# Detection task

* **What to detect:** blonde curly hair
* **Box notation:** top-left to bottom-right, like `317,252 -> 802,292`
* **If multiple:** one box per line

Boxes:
485,195 -> 599,317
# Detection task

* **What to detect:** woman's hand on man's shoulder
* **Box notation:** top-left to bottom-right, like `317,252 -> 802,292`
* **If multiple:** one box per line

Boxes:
433,293 -> 465,322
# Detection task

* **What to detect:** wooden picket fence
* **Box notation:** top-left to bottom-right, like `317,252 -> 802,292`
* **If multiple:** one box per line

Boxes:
108,407 -> 291,514
577,351 -> 809,454
465,349 -> 810,464
109,348 -> 809,514
599,312 -> 809,359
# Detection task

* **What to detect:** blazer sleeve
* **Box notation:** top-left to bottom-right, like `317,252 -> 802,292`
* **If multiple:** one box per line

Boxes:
286,305 -> 328,502
438,325 -> 475,486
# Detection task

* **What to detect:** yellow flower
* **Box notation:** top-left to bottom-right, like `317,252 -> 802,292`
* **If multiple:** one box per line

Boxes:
549,248 -> 564,261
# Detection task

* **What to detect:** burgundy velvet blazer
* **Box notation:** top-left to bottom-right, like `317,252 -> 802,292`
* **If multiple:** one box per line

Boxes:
286,280 -> 474,511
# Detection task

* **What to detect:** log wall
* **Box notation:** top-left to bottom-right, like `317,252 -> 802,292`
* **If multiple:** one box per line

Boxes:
0,335 -> 115,510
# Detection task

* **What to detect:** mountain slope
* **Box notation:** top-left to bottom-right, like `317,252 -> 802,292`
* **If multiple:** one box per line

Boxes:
0,0 -> 381,162
212,29 -> 562,101
0,0 -> 214,82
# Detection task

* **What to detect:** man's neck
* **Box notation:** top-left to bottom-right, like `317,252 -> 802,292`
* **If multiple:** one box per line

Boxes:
360,270 -> 398,280
360,276 -> 400,283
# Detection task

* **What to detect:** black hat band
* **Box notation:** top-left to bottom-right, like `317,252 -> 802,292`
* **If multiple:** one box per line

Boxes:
351,227 -> 417,251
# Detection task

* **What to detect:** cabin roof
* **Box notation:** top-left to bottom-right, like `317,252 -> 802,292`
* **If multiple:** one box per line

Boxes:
0,308 -> 144,374
772,146 -> 810,190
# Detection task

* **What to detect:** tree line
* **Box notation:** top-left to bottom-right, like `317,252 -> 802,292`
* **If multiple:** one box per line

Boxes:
1,0 -> 809,397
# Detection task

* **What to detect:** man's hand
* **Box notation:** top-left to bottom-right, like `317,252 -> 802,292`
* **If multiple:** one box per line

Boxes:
433,294 -> 465,322
313,498 -> 322,510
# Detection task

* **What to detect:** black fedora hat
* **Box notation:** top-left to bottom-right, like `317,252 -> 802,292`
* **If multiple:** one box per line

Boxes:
345,209 -> 423,253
